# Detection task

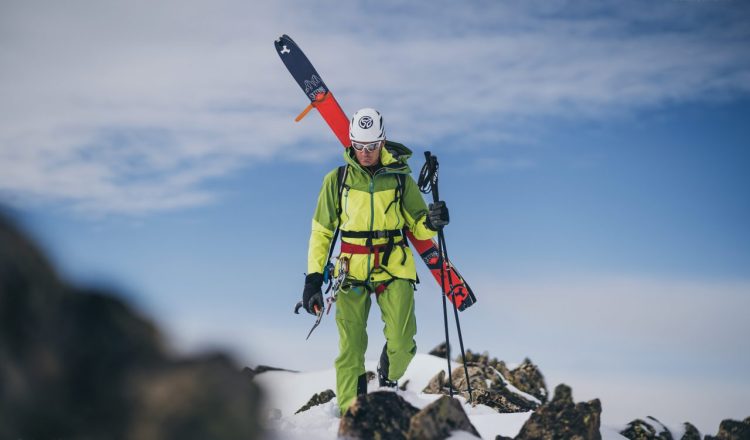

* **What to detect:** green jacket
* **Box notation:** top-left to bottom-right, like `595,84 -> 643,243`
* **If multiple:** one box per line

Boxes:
308,141 -> 436,283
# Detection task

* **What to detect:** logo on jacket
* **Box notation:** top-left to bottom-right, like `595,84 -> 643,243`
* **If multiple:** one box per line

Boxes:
358,116 -> 373,129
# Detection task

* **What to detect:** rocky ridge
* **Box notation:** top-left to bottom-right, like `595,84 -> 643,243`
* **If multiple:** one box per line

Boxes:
0,212 -> 264,440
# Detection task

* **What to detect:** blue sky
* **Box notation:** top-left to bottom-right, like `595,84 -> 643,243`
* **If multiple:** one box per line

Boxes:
2,0 -> 749,434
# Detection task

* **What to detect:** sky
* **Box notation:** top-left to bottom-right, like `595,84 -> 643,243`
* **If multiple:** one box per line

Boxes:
1,0 -> 749,434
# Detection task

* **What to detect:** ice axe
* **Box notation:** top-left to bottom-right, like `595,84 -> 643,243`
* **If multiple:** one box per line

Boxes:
294,301 -> 323,340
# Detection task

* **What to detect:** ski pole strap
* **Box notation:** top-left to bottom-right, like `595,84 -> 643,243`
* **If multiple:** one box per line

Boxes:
340,239 -> 406,268
418,151 -> 439,197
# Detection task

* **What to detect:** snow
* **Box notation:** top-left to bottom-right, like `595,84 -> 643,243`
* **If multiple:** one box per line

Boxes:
255,354 -> 532,439
255,353 -> 629,439
601,426 -> 628,440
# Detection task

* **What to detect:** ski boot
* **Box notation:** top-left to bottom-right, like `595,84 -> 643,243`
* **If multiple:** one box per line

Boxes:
377,343 -> 398,388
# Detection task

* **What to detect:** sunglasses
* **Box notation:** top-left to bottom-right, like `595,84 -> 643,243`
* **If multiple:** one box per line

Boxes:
351,140 -> 383,152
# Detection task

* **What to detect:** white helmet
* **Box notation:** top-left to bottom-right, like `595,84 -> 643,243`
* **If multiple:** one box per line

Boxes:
349,108 -> 385,142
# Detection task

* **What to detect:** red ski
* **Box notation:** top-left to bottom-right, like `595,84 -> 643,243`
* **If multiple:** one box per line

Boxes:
275,34 -> 476,311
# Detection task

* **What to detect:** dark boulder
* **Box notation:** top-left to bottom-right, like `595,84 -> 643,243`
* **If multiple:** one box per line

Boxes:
620,416 -> 674,440
338,391 -> 419,439
0,211 -> 263,440
681,422 -> 701,440
242,365 -> 297,380
366,370 -> 377,382
400,379 -> 410,391
407,395 -> 480,439
128,354 -> 263,439
295,389 -> 336,414
705,417 -> 750,440
515,384 -> 601,440
429,342 -> 449,359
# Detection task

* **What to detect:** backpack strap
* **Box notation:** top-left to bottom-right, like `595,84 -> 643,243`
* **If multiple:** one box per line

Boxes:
336,165 -> 349,219
396,173 -> 408,265
324,165 -> 349,279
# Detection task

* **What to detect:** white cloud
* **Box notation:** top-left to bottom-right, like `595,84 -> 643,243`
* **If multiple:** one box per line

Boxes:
468,275 -> 750,359
1,0 -> 748,214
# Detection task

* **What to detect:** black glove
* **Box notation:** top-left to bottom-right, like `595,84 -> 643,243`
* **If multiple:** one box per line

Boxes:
425,201 -> 450,231
302,273 -> 324,315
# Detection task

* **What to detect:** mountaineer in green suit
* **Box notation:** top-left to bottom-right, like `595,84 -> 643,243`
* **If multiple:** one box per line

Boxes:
301,108 -> 450,414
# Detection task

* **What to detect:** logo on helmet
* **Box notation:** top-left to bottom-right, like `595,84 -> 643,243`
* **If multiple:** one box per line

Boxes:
358,116 -> 374,129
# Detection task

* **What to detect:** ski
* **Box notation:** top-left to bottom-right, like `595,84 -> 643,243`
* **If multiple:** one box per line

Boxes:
273,35 -> 350,147
275,34 -> 476,311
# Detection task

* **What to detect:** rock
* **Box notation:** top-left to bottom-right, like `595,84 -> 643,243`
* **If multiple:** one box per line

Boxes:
400,379 -> 410,391
407,395 -> 480,439
254,365 -> 298,374
128,355 -> 264,439
507,358 -> 548,403
338,391 -> 419,439
680,422 -> 701,440
458,350 -> 548,403
620,416 -> 674,440
429,342 -> 449,359
423,370 -> 449,395
462,349 -> 492,365
495,359 -> 513,379
295,389 -> 336,414
705,417 -> 750,440
515,384 -> 601,440
242,365 -> 297,381
472,388 -> 538,413
452,364 -> 492,392
423,365 -> 538,413
0,211 -> 264,440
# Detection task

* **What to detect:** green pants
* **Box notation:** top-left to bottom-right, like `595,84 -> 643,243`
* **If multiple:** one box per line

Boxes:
335,278 -> 417,413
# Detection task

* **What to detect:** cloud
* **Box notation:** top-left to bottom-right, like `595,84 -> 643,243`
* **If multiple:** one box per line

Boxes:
467,274 -> 750,373
1,0 -> 748,214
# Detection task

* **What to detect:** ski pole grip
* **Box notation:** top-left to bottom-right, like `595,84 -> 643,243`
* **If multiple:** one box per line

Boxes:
424,151 -> 440,203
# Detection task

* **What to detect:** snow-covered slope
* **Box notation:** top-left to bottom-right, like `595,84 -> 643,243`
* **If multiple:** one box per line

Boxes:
255,353 -> 628,440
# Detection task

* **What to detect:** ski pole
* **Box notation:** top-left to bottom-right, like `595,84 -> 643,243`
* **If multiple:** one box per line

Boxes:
419,151 -> 473,403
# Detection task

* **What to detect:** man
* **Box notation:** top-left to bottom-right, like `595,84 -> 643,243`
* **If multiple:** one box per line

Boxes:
301,108 -> 450,414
